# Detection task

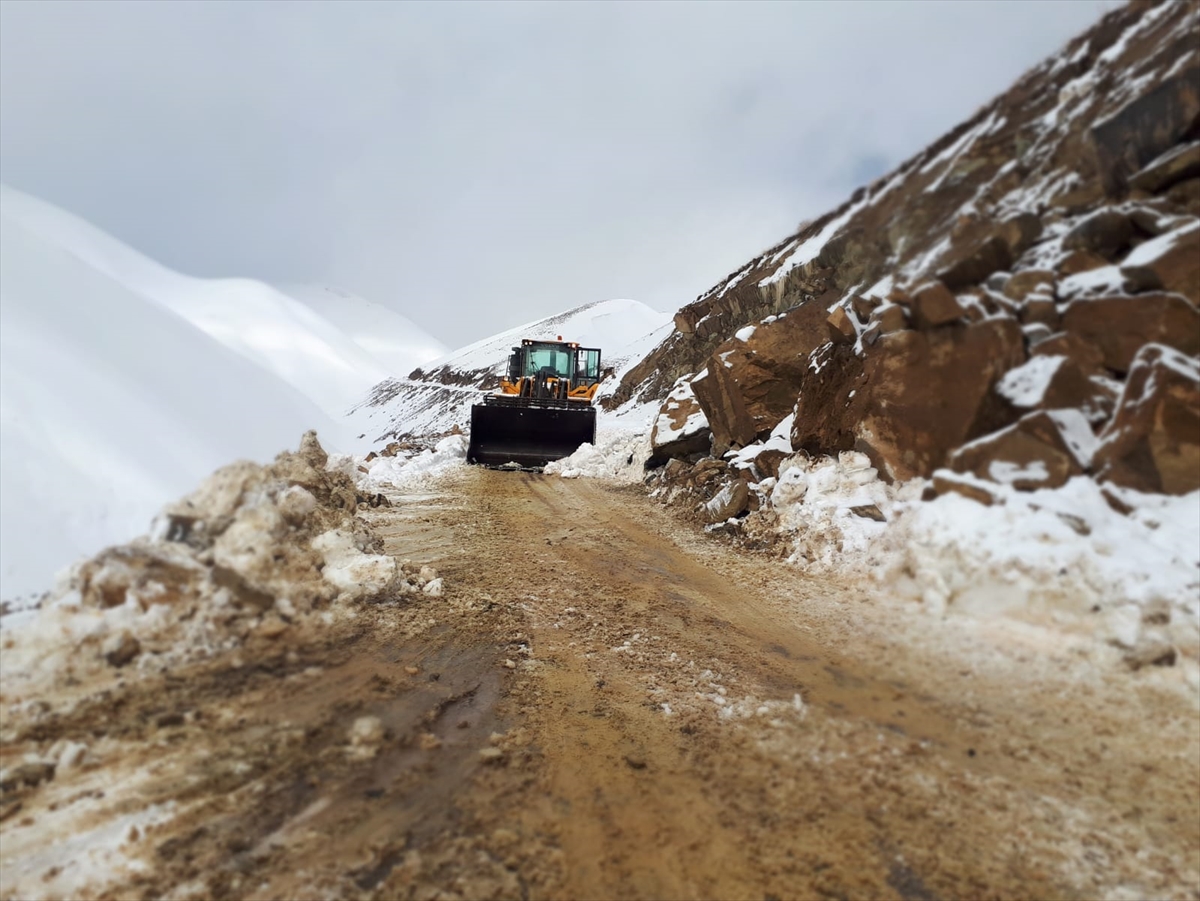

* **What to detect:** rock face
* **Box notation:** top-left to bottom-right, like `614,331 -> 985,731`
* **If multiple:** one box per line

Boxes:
1093,344 -> 1200,494
617,2 -> 1200,510
791,320 -> 1026,481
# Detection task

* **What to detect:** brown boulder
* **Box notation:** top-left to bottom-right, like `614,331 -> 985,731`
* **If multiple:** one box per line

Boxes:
1031,331 -> 1106,375
1166,177 -> 1200,216
949,409 -> 1095,491
1055,249 -> 1110,277
994,353 -> 1107,418
1093,344 -> 1200,495
1061,208 -> 1134,259
649,377 -> 711,464
691,302 -> 833,452
826,306 -> 858,344
702,479 -> 750,524
931,470 -> 1003,506
1119,222 -> 1200,304
910,280 -> 965,329
1061,292 -> 1200,373
1129,141 -> 1200,194
850,294 -> 879,320
869,302 -> 909,334
1019,296 -> 1060,329
792,319 -> 1027,481
936,236 -> 1013,291
1003,269 -> 1057,302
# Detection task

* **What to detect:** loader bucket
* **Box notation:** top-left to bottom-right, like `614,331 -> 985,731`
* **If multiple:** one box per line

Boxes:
467,400 -> 596,468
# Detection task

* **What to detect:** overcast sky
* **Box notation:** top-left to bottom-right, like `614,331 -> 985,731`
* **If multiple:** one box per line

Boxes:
1,0 -> 1119,347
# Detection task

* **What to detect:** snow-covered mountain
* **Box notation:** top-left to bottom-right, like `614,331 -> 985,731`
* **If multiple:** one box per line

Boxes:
349,299 -> 672,443
0,186 -> 444,601
280,283 -> 447,378
0,186 -> 429,417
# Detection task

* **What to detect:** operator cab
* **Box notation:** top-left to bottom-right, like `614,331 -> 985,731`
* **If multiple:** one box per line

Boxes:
507,339 -> 602,387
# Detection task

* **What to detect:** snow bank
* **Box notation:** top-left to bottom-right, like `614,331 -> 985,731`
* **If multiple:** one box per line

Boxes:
360,434 -> 469,490
0,434 -> 441,695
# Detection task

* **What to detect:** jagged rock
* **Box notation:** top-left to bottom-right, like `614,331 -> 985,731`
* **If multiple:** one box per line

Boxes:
1055,249 -> 1110,277
869,302 -> 908,334
850,294 -> 878,320
1093,344 -> 1200,494
848,504 -> 886,522
1003,269 -> 1057,302
0,762 -> 56,792
1119,221 -> 1200,304
826,306 -> 858,344
936,236 -> 1013,291
995,354 -> 1108,419
1062,208 -> 1134,259
1061,292 -> 1200,373
1130,141 -> 1200,194
1091,64 -> 1200,196
792,319 -> 1026,481
691,305 -> 830,452
1031,331 -> 1107,375
948,409 -> 1096,491
702,479 -> 750,524
1123,639 -> 1178,671
649,377 -> 711,464
1020,296 -> 1061,329
911,281 -> 965,329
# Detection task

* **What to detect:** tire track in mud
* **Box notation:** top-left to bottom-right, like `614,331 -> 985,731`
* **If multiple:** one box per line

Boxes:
2,467 -> 1197,901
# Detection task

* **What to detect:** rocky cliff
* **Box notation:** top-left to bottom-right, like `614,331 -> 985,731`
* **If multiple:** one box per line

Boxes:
619,0 -> 1199,500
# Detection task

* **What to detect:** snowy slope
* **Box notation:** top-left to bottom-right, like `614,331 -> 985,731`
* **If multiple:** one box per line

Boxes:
1,186 -> 389,416
280,283 -> 447,378
349,299 -> 671,444
0,194 -> 350,602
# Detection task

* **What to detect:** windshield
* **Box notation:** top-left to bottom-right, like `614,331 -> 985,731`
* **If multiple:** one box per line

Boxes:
524,344 -> 574,378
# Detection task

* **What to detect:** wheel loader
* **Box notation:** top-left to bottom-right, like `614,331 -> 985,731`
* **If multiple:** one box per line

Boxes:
467,338 -> 602,468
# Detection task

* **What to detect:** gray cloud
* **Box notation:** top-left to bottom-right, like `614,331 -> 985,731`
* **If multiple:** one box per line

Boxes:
1,0 -> 1120,346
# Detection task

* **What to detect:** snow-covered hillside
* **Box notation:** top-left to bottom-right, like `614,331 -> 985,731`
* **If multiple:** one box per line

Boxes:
280,283 -> 447,378
0,199 -> 347,601
349,299 -> 671,444
1,186 -> 407,417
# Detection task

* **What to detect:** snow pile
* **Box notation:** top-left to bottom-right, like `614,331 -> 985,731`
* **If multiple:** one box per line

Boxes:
360,434 -> 470,490
0,196 -> 349,602
752,451 -> 917,568
0,434 -> 440,695
545,427 -> 651,482
882,479 -> 1200,638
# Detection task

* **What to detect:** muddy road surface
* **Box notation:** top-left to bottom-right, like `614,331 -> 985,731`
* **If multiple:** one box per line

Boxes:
2,468 -> 1198,900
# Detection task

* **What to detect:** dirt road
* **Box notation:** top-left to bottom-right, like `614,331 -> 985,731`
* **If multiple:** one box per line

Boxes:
2,468 -> 1198,900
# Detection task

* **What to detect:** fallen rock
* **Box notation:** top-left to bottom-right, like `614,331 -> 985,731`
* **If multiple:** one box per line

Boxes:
910,280 -> 965,329
1061,292 -> 1200,373
995,354 -> 1108,419
1003,269 -> 1057,303
826,306 -> 858,344
793,320 -> 1026,481
1119,221 -> 1200,304
1030,331 -> 1107,375
1055,249 -> 1110,277
1123,640 -> 1177,671
848,504 -> 886,522
948,409 -> 1097,491
868,302 -> 908,334
1061,208 -> 1134,259
702,479 -> 750,524
1093,344 -> 1200,494
649,376 -> 711,464
1129,141 -> 1200,194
